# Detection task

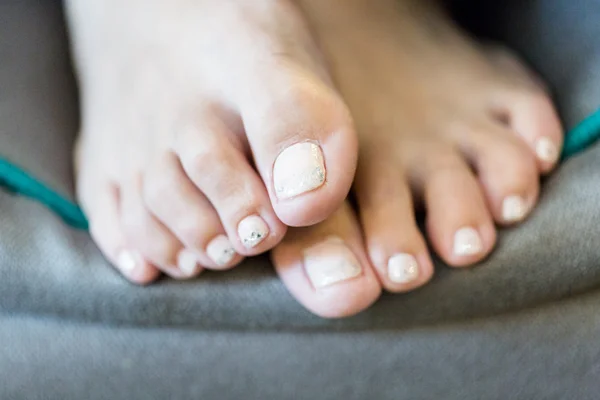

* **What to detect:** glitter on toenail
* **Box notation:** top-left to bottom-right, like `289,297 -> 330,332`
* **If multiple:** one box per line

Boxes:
238,215 -> 269,248
207,235 -> 237,267
388,254 -> 420,284
177,249 -> 199,276
502,195 -> 527,223
303,236 -> 362,289
453,227 -> 483,257
273,142 -> 326,200
535,137 -> 558,163
218,248 -> 236,265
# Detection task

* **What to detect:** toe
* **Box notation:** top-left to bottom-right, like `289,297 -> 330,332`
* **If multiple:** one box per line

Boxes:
81,182 -> 160,285
240,72 -> 358,227
459,120 -> 540,226
119,175 -> 203,280
354,160 -> 434,293
271,202 -> 381,318
496,89 -> 563,173
175,112 -> 287,257
419,150 -> 497,267
143,151 -> 243,270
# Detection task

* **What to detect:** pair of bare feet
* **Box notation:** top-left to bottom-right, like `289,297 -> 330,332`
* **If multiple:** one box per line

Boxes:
66,0 -> 563,317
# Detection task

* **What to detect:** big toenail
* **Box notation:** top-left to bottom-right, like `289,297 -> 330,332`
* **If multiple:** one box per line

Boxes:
502,195 -> 527,223
535,137 -> 558,163
237,215 -> 269,248
453,227 -> 483,257
273,142 -> 325,200
388,253 -> 420,284
206,235 -> 237,267
117,250 -> 142,273
177,249 -> 199,275
303,236 -> 362,289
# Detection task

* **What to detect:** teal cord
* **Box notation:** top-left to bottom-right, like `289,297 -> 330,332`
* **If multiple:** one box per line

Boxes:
0,159 -> 88,229
562,108 -> 600,159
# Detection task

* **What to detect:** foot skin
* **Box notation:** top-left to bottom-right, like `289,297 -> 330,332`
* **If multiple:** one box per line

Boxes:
66,0 -> 357,283
272,0 -> 563,317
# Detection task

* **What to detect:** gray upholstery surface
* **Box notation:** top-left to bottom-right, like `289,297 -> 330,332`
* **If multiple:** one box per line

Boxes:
4,290 -> 600,400
0,1 -> 78,201
2,0 -> 600,398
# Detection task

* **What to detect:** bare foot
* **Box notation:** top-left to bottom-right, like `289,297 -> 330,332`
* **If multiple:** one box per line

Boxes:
272,0 -> 563,317
66,0 -> 358,283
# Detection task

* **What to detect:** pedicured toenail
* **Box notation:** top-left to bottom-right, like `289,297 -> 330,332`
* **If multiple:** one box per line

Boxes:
237,215 -> 269,248
502,195 -> 527,223
206,235 -> 237,267
453,227 -> 483,257
117,250 -> 142,273
273,142 -> 326,200
535,137 -> 558,163
177,249 -> 199,276
303,236 -> 362,289
388,253 -> 420,284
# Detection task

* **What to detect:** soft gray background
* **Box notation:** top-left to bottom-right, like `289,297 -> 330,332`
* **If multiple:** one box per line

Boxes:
1,0 -> 600,398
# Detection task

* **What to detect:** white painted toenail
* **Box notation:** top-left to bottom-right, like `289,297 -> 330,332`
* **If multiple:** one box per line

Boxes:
177,249 -> 199,275
453,227 -> 483,257
206,235 -> 237,267
535,137 -> 558,163
237,215 -> 269,248
117,250 -> 141,273
502,195 -> 527,223
388,253 -> 420,284
273,142 -> 326,200
303,236 -> 362,289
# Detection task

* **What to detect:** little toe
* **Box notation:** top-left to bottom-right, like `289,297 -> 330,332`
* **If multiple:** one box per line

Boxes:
420,151 -> 497,267
460,120 -> 540,226
496,89 -> 564,172
81,183 -> 160,285
354,161 -> 434,293
119,176 -> 203,280
271,202 -> 381,318
175,113 -> 287,257
240,73 -> 358,227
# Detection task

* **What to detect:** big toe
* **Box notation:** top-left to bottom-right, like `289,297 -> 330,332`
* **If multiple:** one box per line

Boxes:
239,61 -> 357,228
271,202 -> 381,318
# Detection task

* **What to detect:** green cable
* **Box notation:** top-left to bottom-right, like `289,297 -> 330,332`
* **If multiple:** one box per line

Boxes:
562,108 -> 600,159
0,159 -> 88,229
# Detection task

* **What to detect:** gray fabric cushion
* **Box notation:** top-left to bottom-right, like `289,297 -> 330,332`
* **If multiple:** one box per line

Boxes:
2,0 -> 600,397
4,290 -> 600,399
0,0 -> 79,201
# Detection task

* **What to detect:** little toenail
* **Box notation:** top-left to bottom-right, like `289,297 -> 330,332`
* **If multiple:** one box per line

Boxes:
453,227 -> 483,257
206,235 -> 237,266
117,250 -> 142,273
237,215 -> 269,248
273,142 -> 326,200
177,249 -> 199,276
388,253 -> 420,284
303,236 -> 362,289
535,137 -> 558,163
502,195 -> 527,223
